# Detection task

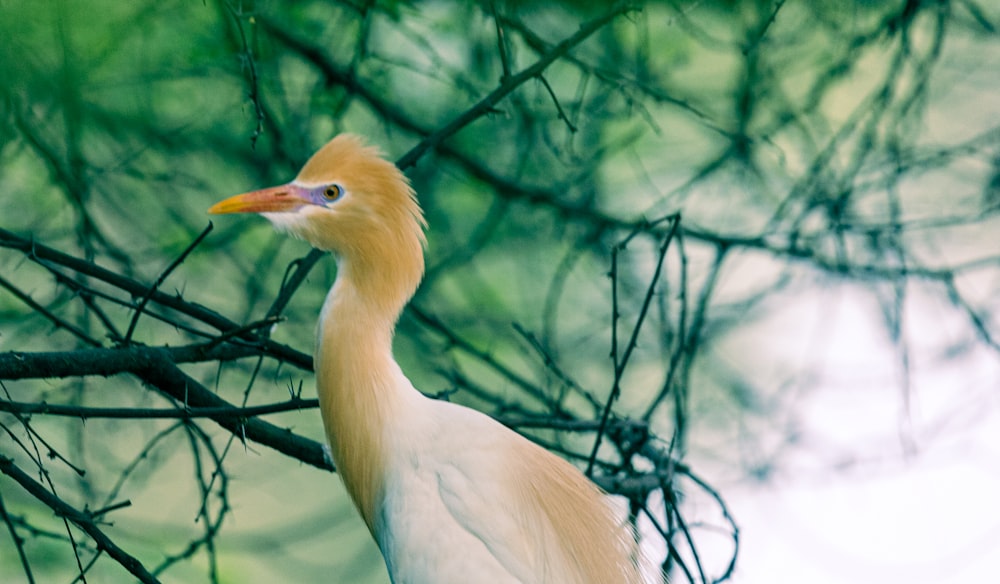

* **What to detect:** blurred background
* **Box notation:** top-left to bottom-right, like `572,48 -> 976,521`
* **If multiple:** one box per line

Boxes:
1,1 -> 998,582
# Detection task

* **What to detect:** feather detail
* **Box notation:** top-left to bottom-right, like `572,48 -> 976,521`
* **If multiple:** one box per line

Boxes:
509,438 -> 643,583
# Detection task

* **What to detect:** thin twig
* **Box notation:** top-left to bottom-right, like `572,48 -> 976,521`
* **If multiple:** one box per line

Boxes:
0,227 -> 312,370
123,223 -> 214,344
396,0 -> 637,170
224,0 -> 265,147
0,347 -> 332,471
587,214 -> 681,475
0,490 -> 36,584
538,74 -> 578,133
0,275 -> 102,347
511,321 -> 599,409
491,1 -> 513,80
409,305 -> 569,414
0,456 -> 161,584
265,248 -> 326,321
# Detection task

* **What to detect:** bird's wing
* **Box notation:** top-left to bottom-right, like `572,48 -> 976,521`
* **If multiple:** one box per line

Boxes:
375,398 -> 536,584
430,404 -> 556,583
435,459 -> 539,581
431,402 -> 638,584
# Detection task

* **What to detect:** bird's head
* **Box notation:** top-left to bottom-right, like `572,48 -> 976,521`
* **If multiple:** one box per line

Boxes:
210,134 -> 426,254
209,134 -> 427,303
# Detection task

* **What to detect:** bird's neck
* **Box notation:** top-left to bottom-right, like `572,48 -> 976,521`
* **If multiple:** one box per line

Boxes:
313,252 -> 422,535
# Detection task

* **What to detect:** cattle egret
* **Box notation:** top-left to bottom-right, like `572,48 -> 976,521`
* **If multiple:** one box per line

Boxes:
209,134 -> 643,583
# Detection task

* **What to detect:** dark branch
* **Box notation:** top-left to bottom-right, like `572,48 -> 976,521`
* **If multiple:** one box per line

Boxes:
0,456 -> 160,584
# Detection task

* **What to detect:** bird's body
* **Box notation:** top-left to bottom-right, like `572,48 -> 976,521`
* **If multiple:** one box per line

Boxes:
210,135 -> 642,583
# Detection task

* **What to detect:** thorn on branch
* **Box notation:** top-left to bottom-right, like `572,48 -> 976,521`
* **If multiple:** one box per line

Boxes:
88,500 -> 132,520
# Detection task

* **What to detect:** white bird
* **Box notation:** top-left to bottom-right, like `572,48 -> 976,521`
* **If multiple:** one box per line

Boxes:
209,134 -> 643,583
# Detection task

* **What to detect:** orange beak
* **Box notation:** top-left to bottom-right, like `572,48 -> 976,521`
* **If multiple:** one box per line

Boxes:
208,184 -> 312,215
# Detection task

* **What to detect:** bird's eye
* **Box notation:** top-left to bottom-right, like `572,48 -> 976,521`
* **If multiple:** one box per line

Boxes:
323,185 -> 343,201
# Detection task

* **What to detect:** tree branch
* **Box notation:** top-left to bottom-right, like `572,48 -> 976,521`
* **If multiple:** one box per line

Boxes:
0,456 -> 160,584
